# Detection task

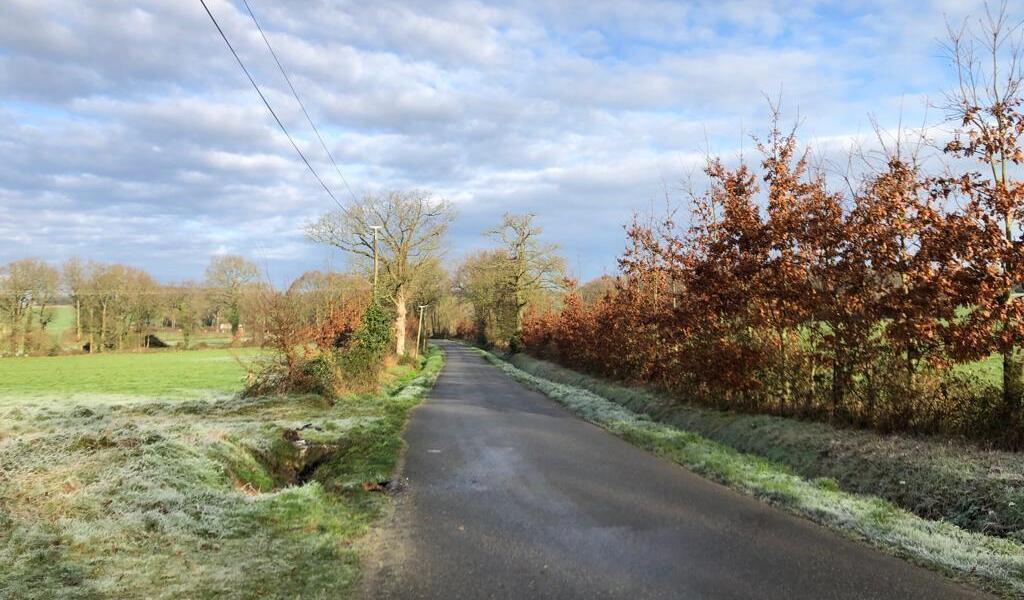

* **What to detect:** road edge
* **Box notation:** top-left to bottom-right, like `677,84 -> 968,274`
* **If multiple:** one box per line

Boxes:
353,342 -> 447,599
470,344 -> 1020,600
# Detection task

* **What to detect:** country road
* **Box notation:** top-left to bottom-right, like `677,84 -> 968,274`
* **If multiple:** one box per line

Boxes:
364,340 -> 989,600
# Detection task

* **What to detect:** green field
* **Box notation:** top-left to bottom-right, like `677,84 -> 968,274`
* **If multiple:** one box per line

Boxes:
956,352 -> 1004,385
0,348 -> 263,404
158,331 -> 238,348
33,306 -> 240,350
0,347 -> 444,598
43,304 -> 76,339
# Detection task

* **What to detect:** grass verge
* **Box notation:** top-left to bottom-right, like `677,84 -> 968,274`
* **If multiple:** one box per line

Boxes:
0,346 -> 444,599
473,346 -> 1024,598
504,353 -> 1024,540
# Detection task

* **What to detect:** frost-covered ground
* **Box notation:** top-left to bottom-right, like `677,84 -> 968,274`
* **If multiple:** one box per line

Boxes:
0,348 -> 444,599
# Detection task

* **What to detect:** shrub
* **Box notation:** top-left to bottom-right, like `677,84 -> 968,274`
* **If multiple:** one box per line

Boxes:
243,289 -> 347,400
337,299 -> 393,386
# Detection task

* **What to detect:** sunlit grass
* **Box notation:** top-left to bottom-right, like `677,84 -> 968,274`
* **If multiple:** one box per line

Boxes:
955,353 -> 1004,385
41,304 -> 76,338
0,348 -> 263,405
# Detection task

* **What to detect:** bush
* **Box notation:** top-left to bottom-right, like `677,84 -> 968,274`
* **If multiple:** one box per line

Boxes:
243,291 -> 395,398
337,299 -> 393,385
243,351 -> 343,400
243,289 -> 345,400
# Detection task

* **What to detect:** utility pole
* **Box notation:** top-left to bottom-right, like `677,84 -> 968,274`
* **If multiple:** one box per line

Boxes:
416,304 -> 429,355
369,225 -> 382,296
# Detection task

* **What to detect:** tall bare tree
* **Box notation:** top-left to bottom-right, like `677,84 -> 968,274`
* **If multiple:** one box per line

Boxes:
62,257 -> 86,342
0,258 -> 59,354
306,190 -> 453,355
205,255 -> 259,337
486,213 -> 566,348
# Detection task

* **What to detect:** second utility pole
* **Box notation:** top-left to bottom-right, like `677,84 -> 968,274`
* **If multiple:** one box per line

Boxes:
416,304 -> 429,355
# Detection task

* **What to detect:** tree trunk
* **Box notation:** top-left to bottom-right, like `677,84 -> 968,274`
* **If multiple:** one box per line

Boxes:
1003,349 -> 1022,412
831,338 -> 845,418
99,302 -> 107,353
905,347 -> 916,395
1002,207 -> 1021,420
75,298 -> 82,341
778,322 -> 791,412
88,306 -> 95,353
394,288 -> 407,355
17,311 -> 30,355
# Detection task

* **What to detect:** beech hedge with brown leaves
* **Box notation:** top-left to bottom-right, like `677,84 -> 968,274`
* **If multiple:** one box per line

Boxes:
523,117 -> 1024,449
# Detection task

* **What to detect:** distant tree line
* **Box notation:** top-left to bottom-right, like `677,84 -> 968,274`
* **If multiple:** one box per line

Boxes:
0,254 -> 370,356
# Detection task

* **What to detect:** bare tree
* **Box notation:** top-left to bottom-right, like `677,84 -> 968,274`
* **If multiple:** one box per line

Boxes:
205,255 -> 259,338
62,258 -> 86,342
168,281 -> 205,350
306,190 -> 453,355
486,213 -> 566,348
455,250 -> 518,346
0,258 -> 59,354
578,275 -> 617,305
123,267 -> 160,350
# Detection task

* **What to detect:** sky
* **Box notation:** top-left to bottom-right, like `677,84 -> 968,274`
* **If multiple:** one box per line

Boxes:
0,0 -> 1008,284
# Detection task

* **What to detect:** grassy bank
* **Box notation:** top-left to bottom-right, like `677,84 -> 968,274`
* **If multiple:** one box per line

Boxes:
0,346 -> 444,599
505,353 -> 1024,540
474,347 -> 1024,598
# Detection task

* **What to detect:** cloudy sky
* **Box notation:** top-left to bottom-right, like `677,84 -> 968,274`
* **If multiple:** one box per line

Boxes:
0,0 -> 1004,284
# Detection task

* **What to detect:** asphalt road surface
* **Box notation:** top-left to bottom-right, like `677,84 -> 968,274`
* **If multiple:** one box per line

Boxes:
364,340 -> 989,600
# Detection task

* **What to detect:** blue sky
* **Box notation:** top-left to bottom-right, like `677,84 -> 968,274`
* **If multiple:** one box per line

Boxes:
0,0 -> 1005,284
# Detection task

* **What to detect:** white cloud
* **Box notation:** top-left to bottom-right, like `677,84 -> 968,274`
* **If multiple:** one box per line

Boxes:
0,0 -> 1010,281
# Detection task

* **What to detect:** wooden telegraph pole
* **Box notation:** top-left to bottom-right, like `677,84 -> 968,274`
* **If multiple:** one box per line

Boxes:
416,304 -> 429,355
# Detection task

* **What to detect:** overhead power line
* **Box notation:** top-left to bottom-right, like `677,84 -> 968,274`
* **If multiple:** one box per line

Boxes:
197,0 -> 345,210
241,0 -> 358,204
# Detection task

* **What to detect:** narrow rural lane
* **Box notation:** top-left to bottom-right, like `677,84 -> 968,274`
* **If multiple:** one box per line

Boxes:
366,340 -> 989,600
